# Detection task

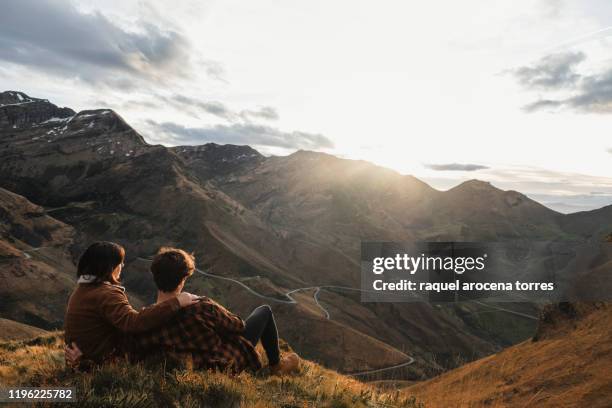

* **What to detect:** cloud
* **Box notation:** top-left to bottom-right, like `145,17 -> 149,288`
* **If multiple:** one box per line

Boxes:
241,106 -> 279,121
158,94 -> 279,122
425,163 -> 489,171
522,99 -> 563,113
168,95 -> 234,120
424,165 -> 612,212
541,0 -> 564,18
562,70 -> 612,112
524,69 -> 612,112
145,120 -> 334,151
514,51 -> 612,113
526,193 -> 612,213
0,0 -> 204,88
480,167 -> 612,197
200,59 -> 228,83
513,51 -> 585,90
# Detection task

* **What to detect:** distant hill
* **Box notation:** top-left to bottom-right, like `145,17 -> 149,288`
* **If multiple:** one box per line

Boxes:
0,318 -> 47,341
405,303 -> 612,407
0,91 -> 610,379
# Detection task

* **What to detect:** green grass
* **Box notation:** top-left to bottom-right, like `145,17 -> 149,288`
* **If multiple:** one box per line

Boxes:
0,333 -> 424,408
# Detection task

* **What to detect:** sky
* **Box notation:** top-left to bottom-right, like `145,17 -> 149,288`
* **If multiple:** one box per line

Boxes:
0,0 -> 611,213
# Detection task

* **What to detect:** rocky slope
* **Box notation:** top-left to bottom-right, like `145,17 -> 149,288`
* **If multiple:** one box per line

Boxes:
0,91 -> 74,128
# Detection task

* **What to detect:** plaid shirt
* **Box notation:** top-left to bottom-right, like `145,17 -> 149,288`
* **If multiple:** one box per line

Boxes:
134,297 -> 262,373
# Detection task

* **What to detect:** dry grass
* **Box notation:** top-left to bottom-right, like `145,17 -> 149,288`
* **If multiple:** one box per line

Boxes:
404,304 -> 612,408
0,333 -> 423,408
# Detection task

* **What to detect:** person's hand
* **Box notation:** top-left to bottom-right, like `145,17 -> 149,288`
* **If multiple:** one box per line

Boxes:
177,292 -> 201,308
64,342 -> 83,367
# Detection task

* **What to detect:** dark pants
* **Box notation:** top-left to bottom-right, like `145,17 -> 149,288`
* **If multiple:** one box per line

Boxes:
243,305 -> 280,365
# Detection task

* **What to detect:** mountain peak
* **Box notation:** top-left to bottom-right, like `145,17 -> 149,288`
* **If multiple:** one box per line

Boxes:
69,109 -> 134,133
289,149 -> 332,159
0,90 -> 75,128
175,143 -> 262,156
171,143 -> 264,180
0,91 -> 40,106
172,143 -> 263,162
452,179 -> 497,191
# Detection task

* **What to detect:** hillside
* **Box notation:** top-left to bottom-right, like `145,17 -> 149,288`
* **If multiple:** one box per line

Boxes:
0,333 -> 422,408
0,318 -> 47,341
0,187 -> 76,329
405,303 -> 612,407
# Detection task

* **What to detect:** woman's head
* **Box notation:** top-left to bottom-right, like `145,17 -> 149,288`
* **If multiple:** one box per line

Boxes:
77,241 -> 126,284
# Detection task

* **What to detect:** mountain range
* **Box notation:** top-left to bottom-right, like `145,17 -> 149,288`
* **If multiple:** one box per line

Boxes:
1,90 -> 610,378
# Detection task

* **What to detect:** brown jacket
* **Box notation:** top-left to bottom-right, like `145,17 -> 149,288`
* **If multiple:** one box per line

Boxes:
64,282 -> 180,364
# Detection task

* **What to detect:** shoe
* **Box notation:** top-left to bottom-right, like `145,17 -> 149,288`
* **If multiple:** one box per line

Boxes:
270,352 -> 300,375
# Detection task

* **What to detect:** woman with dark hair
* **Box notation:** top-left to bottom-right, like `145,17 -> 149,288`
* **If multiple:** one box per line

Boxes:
64,241 -> 199,366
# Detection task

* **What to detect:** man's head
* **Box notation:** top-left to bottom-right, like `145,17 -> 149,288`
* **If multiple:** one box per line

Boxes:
150,247 -> 195,293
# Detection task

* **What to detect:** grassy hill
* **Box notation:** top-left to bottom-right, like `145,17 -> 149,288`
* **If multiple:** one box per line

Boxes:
0,333 -> 423,407
0,318 -> 47,341
405,303 -> 612,407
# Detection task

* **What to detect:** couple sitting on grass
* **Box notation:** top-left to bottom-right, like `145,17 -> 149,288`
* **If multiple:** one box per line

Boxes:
64,241 -> 300,375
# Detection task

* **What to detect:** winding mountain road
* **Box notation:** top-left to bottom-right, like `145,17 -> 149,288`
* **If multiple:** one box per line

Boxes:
21,246 -> 50,260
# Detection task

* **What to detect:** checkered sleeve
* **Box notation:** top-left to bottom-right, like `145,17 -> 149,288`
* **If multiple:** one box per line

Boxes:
207,299 -> 245,333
